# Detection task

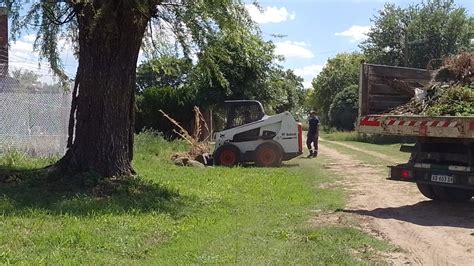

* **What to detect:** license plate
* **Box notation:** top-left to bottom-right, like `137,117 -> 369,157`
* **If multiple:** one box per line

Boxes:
431,174 -> 454,184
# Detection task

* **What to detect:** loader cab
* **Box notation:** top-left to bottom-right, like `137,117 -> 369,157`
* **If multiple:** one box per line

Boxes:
224,100 -> 265,129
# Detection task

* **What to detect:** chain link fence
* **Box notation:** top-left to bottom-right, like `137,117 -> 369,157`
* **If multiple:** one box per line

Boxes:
0,79 -> 71,157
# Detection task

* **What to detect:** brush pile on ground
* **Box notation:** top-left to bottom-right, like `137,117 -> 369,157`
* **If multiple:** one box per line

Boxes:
160,107 -> 212,167
388,53 -> 473,116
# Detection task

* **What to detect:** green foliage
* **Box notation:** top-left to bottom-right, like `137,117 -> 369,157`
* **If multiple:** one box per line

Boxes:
6,1 -> 256,81
136,32 -> 306,134
303,88 -> 317,112
135,86 -> 196,135
136,56 -> 193,93
0,133 -> 393,264
193,31 -> 281,107
135,56 -> 196,135
361,0 -> 473,68
426,86 -> 474,116
328,85 -> 359,131
10,69 -> 64,93
11,69 -> 39,92
269,69 -> 305,115
310,52 -> 364,125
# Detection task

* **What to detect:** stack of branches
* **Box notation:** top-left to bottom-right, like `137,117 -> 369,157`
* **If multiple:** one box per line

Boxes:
159,107 -> 211,161
387,53 -> 473,116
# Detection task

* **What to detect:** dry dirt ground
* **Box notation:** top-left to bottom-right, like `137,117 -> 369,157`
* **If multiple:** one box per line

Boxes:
314,140 -> 474,265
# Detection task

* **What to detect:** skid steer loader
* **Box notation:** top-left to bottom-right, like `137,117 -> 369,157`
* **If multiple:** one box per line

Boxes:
213,100 -> 303,167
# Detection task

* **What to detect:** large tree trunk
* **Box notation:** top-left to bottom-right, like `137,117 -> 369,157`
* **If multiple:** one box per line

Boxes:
57,2 -> 149,177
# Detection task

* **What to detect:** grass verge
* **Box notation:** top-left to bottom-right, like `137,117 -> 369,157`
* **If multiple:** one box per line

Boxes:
321,131 -> 415,145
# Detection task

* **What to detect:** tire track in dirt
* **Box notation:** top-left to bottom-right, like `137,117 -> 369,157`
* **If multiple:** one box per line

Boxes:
317,141 -> 474,265
322,140 -> 403,164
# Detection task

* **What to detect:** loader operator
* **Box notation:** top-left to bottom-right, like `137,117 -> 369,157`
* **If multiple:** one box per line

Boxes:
307,110 -> 319,158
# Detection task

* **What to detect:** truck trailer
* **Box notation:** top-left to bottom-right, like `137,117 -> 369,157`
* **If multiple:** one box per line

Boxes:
357,63 -> 474,202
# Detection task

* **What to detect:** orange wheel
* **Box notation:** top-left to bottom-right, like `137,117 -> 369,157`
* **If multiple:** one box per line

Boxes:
255,143 -> 282,167
215,145 -> 240,167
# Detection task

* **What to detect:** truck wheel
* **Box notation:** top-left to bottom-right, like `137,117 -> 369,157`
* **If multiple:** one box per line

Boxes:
255,142 -> 282,167
432,186 -> 473,202
416,183 -> 439,200
214,145 -> 240,167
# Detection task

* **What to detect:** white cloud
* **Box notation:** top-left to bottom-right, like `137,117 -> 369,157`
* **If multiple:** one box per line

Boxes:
294,64 -> 324,78
23,34 -> 36,43
335,25 -> 371,43
12,40 -> 34,54
245,4 -> 296,24
8,34 -> 76,83
275,41 -> 314,59
294,64 -> 325,88
302,81 -> 312,89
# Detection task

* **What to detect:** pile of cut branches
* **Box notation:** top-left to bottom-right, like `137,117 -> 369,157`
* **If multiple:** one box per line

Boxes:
387,53 -> 473,116
160,107 -> 211,165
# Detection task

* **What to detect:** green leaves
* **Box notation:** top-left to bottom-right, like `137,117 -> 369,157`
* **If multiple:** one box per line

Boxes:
136,56 -> 193,93
361,0 -> 473,68
328,84 -> 359,131
426,86 -> 474,116
310,53 -> 364,125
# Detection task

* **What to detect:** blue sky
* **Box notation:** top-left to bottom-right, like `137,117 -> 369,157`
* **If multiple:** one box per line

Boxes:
8,0 -> 473,86
246,0 -> 473,87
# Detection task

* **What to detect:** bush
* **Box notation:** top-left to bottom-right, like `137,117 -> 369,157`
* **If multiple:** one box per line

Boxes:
328,84 -> 359,130
136,86 -> 196,137
426,86 -> 474,116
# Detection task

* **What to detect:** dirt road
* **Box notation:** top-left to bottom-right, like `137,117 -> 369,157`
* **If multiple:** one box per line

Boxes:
317,141 -> 474,265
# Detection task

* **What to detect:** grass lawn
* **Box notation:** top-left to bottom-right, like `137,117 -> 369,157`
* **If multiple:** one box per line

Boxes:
0,133 -> 393,264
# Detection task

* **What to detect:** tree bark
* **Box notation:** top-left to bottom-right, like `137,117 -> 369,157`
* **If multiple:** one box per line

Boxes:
57,2 -> 149,177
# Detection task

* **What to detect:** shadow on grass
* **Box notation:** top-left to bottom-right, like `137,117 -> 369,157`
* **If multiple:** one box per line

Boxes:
238,162 -> 300,168
342,200 -> 474,229
0,166 -> 191,218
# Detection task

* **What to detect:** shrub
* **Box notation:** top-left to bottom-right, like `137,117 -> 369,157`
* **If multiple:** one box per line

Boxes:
328,84 -> 359,130
135,86 -> 196,137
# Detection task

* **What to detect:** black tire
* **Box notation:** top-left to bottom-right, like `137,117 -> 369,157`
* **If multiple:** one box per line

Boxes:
214,144 -> 240,167
255,142 -> 282,167
432,186 -> 473,202
416,183 -> 439,200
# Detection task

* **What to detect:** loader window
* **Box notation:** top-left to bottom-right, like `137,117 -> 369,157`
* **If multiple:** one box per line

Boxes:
225,102 -> 265,129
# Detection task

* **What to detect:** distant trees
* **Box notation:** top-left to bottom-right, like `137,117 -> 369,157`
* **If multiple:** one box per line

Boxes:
269,69 -> 305,116
361,0 -> 473,69
136,31 -> 305,134
192,32 -> 281,108
307,0 -> 473,130
11,69 -> 63,93
310,52 -> 364,125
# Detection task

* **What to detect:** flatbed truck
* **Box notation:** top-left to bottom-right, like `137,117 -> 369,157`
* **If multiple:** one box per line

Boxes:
357,64 -> 474,201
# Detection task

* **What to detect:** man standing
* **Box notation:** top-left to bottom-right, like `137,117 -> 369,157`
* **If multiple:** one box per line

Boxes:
307,110 -> 320,158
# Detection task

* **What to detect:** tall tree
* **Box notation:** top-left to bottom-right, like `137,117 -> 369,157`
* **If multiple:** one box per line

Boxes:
269,69 -> 305,115
136,55 -> 193,93
135,55 -> 195,134
361,0 -> 473,68
6,0 -> 254,177
192,31 -> 280,107
310,52 -> 364,125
